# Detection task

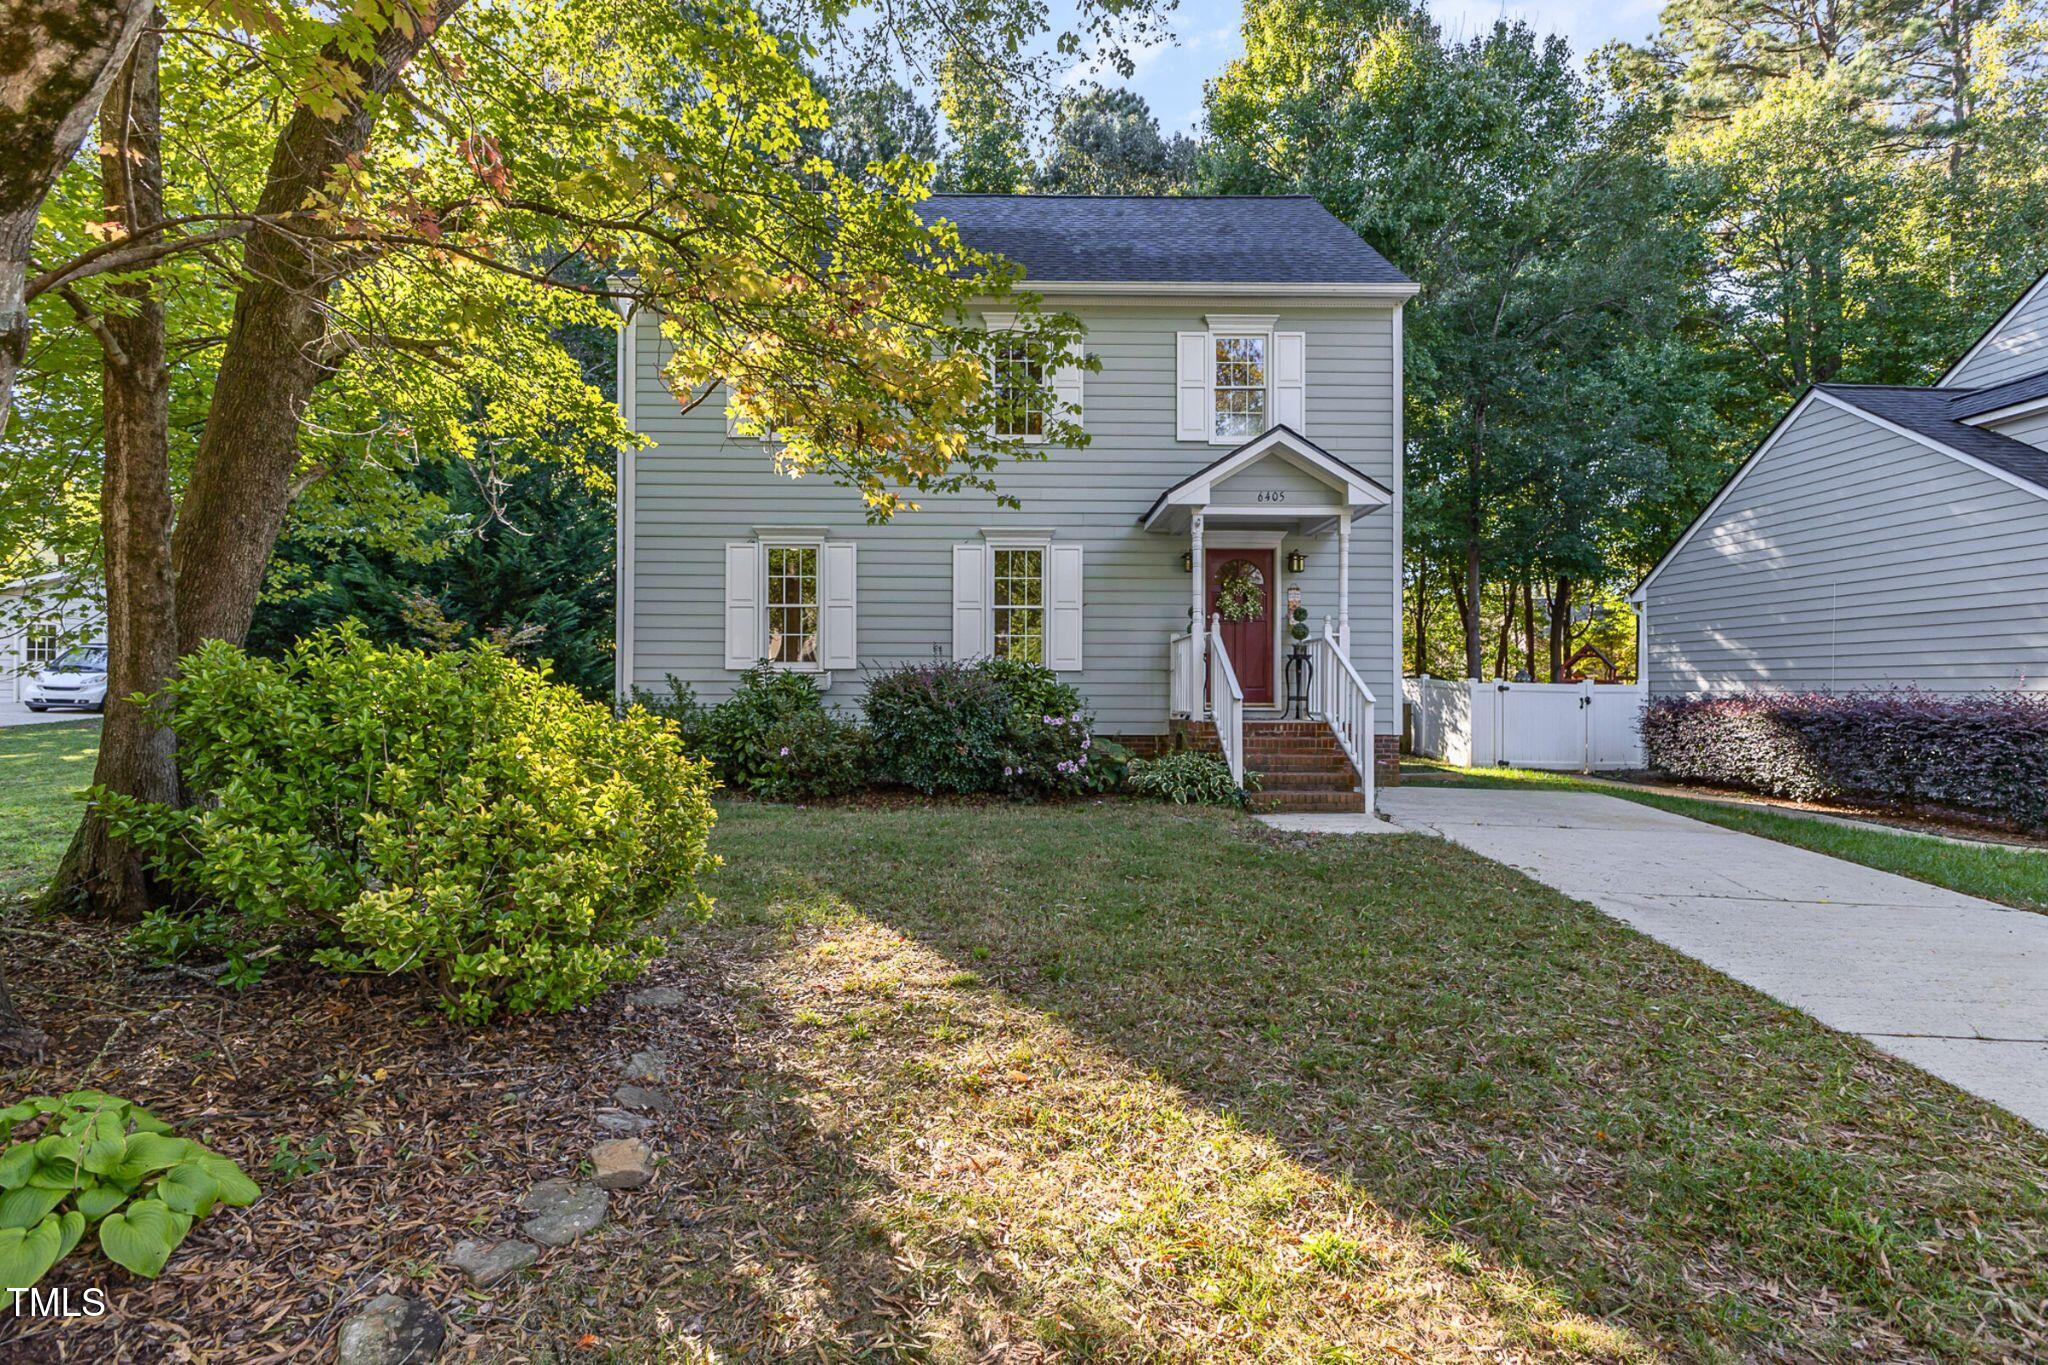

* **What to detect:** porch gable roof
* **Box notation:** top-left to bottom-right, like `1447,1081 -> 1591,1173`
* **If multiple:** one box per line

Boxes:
1138,425 -> 1392,532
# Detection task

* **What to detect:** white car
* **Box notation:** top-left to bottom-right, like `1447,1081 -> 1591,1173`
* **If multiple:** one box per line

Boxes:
22,645 -> 110,712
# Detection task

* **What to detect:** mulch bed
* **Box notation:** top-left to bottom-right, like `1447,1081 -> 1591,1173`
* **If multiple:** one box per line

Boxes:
0,920 -> 742,1363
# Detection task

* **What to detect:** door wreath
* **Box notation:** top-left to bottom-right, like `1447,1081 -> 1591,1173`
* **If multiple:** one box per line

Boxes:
1215,559 -> 1266,622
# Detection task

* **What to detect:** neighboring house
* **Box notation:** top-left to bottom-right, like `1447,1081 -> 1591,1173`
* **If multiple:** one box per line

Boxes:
1634,269 -> 2048,697
614,195 -> 1418,806
0,573 -> 104,704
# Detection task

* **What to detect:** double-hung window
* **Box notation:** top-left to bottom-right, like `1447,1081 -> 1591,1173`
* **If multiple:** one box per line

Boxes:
764,544 -> 820,666
23,618 -> 61,671
990,547 -> 1045,663
1213,334 -> 1268,440
990,336 -> 1046,440
1177,318 -> 1303,444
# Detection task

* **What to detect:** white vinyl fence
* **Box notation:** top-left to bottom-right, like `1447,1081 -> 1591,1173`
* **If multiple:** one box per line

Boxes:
1404,676 -> 1646,771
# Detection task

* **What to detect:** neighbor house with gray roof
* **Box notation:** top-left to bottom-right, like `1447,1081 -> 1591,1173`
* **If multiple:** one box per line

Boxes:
1634,268 -> 2048,697
612,194 -> 1418,808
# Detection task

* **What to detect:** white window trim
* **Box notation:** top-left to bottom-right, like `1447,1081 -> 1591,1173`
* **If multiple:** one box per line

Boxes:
758,534 -> 827,674
983,534 -> 1051,665
1207,317 -> 1274,447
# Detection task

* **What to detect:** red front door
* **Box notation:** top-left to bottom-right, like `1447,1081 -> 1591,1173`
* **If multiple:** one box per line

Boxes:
1206,549 -> 1275,705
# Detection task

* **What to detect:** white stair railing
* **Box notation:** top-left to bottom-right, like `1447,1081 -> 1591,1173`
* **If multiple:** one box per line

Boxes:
1208,614 -> 1245,787
1311,619 -> 1376,812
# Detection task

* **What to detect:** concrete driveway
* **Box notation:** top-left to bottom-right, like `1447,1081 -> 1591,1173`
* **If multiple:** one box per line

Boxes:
1381,786 -> 2048,1131
0,699 -> 97,727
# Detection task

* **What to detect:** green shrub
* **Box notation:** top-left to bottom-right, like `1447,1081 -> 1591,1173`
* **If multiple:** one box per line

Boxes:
864,660 -> 1011,794
758,707 -> 871,801
99,627 -> 716,1023
634,665 -> 863,799
0,1092 -> 257,1290
981,658 -> 1107,795
1127,751 -> 1259,807
864,658 -> 1115,796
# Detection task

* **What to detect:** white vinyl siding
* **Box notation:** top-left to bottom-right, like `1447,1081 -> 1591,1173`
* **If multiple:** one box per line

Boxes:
1644,400 -> 2048,696
633,299 -> 1402,736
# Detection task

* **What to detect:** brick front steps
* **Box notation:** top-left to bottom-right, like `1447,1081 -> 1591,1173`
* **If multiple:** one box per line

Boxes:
1171,719 -> 1366,813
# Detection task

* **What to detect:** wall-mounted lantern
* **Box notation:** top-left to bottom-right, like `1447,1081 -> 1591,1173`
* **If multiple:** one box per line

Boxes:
1181,550 -> 1194,573
1285,549 -> 1308,574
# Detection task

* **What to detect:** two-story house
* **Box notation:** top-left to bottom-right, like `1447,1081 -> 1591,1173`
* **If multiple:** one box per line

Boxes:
613,195 -> 1417,808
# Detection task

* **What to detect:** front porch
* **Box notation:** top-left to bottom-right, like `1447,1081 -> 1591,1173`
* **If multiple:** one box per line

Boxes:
1141,426 -> 1394,811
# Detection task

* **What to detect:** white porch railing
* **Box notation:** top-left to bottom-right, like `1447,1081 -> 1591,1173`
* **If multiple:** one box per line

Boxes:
1208,614 -> 1244,787
1311,619 -> 1376,812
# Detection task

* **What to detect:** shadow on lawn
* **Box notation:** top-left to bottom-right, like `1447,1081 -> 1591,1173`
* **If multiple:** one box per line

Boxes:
692,799 -> 2048,1362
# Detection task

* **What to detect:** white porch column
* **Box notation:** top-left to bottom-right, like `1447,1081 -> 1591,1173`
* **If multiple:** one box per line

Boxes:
1336,515 -> 1352,656
1190,509 -> 1207,716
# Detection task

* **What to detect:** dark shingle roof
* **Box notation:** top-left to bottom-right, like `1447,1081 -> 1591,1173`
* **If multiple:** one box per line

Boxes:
1948,368 -> 2048,420
919,194 -> 1413,287
1819,382 -> 2048,490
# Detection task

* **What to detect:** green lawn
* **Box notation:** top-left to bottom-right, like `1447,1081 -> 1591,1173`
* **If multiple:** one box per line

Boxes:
562,802 -> 2048,1361
4,721 -> 2045,1359
0,720 -> 99,903
1405,760 -> 2048,912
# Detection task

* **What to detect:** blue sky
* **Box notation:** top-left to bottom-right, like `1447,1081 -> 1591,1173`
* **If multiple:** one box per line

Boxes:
1074,0 -> 1668,133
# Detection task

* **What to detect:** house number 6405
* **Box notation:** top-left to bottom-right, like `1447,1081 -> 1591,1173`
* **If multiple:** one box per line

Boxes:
1256,489 -> 1287,503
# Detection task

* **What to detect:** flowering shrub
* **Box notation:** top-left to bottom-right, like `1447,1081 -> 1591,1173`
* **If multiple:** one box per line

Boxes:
1641,690 -> 2048,829
99,628 -> 717,1022
1127,751 -> 1258,807
865,658 -> 1113,795
758,707 -> 870,802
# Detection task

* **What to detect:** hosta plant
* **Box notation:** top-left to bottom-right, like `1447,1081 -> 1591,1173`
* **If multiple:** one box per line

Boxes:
0,1092 -> 257,1290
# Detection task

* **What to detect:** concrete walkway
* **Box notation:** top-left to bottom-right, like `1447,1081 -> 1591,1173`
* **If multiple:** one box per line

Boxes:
1381,786 -> 2048,1131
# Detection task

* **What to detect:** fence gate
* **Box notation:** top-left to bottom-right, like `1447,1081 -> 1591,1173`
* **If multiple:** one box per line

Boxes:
1403,677 -> 1646,771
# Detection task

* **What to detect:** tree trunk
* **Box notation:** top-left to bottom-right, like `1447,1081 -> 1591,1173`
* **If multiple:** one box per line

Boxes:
170,1 -> 460,650
1548,575 -> 1572,681
1520,577 -> 1536,682
1462,542 -> 1483,679
46,16 -> 177,921
1411,558 -> 1429,675
0,0 -> 155,433
1492,582 -> 1513,681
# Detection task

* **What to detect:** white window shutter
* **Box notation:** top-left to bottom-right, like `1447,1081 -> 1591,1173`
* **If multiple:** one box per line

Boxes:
723,542 -> 761,669
1274,331 -> 1305,432
951,543 -> 988,660
1046,543 -> 1084,672
1176,331 -> 1209,441
820,541 -> 857,671
1052,343 -> 1084,430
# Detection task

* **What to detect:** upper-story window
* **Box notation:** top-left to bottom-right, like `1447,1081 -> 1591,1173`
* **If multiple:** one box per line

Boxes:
991,337 -> 1046,440
764,544 -> 819,665
1179,317 -> 1301,445
1213,335 -> 1268,441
